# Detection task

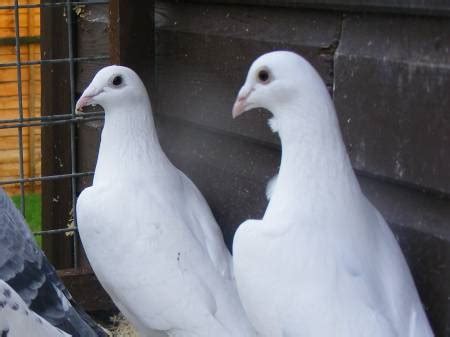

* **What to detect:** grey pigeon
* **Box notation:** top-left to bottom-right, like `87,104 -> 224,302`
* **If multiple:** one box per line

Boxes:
0,187 -> 107,337
0,279 -> 70,336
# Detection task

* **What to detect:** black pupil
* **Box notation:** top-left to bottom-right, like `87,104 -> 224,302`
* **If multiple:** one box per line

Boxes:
112,75 -> 122,86
258,70 -> 269,82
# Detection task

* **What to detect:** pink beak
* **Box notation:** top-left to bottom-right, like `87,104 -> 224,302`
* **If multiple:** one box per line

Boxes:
75,84 -> 102,113
75,95 -> 94,112
232,87 -> 253,119
232,96 -> 248,119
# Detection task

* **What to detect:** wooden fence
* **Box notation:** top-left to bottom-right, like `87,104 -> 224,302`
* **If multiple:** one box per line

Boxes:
0,0 -> 41,194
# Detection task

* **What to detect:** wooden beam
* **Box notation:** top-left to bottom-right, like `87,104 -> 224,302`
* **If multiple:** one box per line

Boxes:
189,0 -> 450,17
40,5 -> 73,269
109,0 -> 155,92
75,2 -> 111,271
75,3 -> 110,94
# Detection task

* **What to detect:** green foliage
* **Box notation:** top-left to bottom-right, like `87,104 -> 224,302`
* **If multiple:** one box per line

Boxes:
11,193 -> 42,247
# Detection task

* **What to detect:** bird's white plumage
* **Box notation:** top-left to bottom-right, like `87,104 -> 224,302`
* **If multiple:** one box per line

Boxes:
265,174 -> 278,200
232,51 -> 434,337
76,66 -> 256,337
0,280 -> 71,337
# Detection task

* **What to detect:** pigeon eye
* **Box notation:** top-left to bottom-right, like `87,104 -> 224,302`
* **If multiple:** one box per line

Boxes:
258,70 -> 270,83
112,75 -> 123,87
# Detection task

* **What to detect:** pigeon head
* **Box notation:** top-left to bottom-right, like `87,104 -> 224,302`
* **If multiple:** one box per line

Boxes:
76,65 -> 147,113
232,51 -> 328,120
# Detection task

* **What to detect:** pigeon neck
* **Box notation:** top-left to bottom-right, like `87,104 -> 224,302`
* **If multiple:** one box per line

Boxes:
264,96 -> 360,228
93,101 -> 170,186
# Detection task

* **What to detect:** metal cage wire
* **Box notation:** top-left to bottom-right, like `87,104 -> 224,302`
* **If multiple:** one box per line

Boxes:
0,0 -> 108,268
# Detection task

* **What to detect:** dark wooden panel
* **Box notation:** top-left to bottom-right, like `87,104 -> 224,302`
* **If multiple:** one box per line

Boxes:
75,3 -> 110,94
334,14 -> 450,194
75,3 -> 111,270
110,0 -> 155,92
76,5 -> 109,59
360,175 -> 450,241
75,2 -> 108,186
189,0 -> 450,17
392,225 -> 450,336
156,1 -> 340,145
41,5 -> 74,269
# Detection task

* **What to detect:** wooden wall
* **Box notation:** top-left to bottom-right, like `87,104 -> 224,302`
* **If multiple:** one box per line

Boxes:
0,0 -> 41,194
72,1 -> 450,334
153,1 -> 450,336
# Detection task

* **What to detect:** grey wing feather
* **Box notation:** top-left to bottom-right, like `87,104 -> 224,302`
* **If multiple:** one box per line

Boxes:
0,188 -> 107,337
0,280 -> 71,337
0,190 -> 43,301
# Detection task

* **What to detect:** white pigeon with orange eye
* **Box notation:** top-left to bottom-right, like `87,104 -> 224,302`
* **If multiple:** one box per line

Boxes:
231,51 -> 434,337
76,66 -> 257,337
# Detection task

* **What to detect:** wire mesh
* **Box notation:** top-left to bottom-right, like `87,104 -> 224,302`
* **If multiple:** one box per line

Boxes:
0,0 -> 108,268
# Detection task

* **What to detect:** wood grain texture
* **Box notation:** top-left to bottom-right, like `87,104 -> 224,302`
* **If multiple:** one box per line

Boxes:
75,3 -> 110,94
110,0 -> 155,91
40,4 -> 73,269
189,0 -> 450,17
155,1 -> 340,145
74,3 -> 111,270
335,14 -> 450,194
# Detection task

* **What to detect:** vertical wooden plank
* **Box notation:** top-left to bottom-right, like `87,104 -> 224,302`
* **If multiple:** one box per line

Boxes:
109,0 -> 155,92
75,2 -> 110,270
40,5 -> 73,269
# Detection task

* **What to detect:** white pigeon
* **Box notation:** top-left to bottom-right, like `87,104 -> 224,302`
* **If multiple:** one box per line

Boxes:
0,279 -> 71,337
231,51 -> 434,337
75,66 -> 257,337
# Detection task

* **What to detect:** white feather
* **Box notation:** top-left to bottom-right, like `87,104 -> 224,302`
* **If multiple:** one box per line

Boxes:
265,175 -> 278,201
232,51 -> 434,337
76,66 -> 256,337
